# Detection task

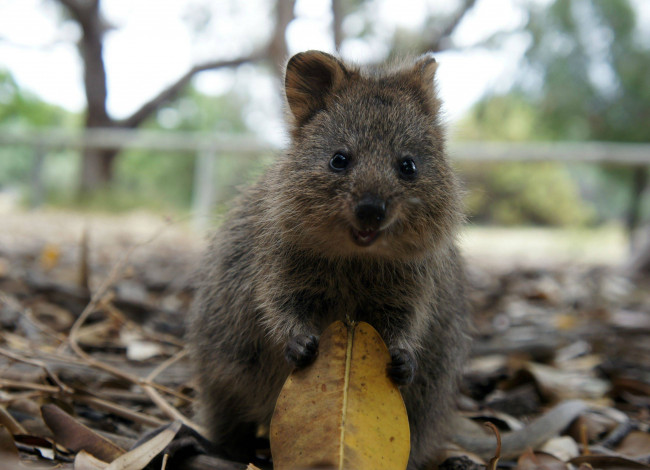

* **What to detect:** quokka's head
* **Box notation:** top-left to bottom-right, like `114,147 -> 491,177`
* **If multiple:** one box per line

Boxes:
269,50 -> 463,260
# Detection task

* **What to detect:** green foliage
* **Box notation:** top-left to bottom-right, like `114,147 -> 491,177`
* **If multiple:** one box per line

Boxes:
457,93 -> 545,142
0,70 -> 77,195
0,70 -> 77,129
524,0 -> 650,144
0,70 -> 264,213
456,94 -> 596,226
523,0 -> 650,227
458,161 -> 595,226
107,87 -> 260,212
457,0 -> 649,227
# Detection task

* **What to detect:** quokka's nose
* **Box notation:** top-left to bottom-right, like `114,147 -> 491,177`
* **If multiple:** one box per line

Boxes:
355,195 -> 386,228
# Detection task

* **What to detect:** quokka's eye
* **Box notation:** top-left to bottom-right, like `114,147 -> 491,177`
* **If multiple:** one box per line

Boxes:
398,157 -> 418,180
330,152 -> 350,172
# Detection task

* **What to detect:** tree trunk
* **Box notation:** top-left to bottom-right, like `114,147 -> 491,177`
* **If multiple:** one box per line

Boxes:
56,0 -> 292,195
80,147 -> 119,193
58,0 -> 115,193
626,166 -> 648,247
268,0 -> 296,77
332,0 -> 344,51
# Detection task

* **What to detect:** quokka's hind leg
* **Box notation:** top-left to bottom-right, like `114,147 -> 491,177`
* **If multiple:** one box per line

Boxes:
199,392 -> 259,463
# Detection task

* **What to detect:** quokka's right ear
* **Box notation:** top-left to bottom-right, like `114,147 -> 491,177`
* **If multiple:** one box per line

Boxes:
285,50 -> 348,126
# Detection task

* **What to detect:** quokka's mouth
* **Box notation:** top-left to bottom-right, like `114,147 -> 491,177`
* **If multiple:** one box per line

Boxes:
351,228 -> 381,247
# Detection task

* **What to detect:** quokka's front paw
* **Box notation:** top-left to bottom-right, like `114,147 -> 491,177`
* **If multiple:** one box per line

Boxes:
387,348 -> 416,386
285,334 -> 319,369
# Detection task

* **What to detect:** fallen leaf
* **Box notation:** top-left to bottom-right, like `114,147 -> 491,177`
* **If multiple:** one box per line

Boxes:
567,412 -> 621,446
39,243 -> 61,271
75,450 -> 109,470
615,431 -> 650,459
517,449 -> 569,470
125,340 -> 164,361
451,400 -> 588,460
32,301 -> 75,332
439,455 -> 485,470
270,321 -> 410,470
524,362 -> 610,400
41,404 -> 125,462
0,425 -> 20,462
0,406 -> 27,435
539,436 -> 580,461
105,420 -> 181,470
570,455 -> 650,470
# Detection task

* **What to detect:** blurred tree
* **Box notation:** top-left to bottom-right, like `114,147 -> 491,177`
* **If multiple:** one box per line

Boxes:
114,86 -> 251,211
521,0 -> 649,235
0,70 -> 76,191
456,93 -> 595,226
0,70 -> 76,129
52,0 -> 293,194
334,0 -> 479,58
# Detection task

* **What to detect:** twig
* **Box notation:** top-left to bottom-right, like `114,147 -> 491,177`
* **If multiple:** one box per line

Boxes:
141,349 -> 207,435
0,346 -> 72,393
580,422 -> 590,455
72,394 -> 165,428
0,378 -> 59,394
1,292 -> 67,345
104,301 -> 185,348
61,219 -> 196,399
484,422 -> 501,470
0,406 -> 27,434
23,308 -> 68,344
146,349 -> 188,383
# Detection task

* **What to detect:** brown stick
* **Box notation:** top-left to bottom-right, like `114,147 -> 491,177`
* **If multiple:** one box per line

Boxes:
72,394 -> 165,428
141,349 -> 207,435
0,346 -> 72,394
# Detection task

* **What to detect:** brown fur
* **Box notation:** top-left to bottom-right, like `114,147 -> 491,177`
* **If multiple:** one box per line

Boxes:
187,50 -> 470,470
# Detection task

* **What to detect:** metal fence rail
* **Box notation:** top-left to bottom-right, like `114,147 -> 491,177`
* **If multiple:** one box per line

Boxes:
1,128 -> 648,230
2,128 -> 649,162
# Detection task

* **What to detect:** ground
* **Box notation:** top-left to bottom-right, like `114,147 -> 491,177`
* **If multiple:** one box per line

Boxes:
0,209 -> 648,469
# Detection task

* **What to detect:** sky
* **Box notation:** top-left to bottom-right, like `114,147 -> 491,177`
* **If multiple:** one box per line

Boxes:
0,0 -> 647,143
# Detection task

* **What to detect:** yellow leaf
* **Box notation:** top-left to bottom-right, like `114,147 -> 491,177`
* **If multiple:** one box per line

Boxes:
270,321 -> 410,470
40,243 -> 61,271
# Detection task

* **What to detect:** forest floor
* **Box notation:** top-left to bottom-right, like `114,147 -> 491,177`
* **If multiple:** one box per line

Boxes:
0,209 -> 648,469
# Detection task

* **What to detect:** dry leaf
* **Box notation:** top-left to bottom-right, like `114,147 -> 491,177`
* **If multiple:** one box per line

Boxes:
539,436 -> 580,461
39,243 -> 61,271
104,420 -> 181,470
0,425 -> 20,462
41,404 -> 125,461
451,400 -> 588,460
615,431 -> 650,459
74,450 -> 109,470
567,413 -> 621,446
270,321 -> 410,470
0,406 -> 27,435
570,455 -> 650,470
524,362 -> 610,400
517,449 -> 569,470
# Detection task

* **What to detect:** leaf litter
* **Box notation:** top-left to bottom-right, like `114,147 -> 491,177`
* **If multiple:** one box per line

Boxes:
0,213 -> 649,469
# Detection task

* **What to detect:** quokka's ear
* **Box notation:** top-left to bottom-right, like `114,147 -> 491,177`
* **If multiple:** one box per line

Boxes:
407,53 -> 440,112
285,50 -> 348,125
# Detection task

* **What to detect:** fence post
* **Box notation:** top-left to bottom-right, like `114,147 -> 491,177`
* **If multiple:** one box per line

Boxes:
30,145 -> 46,209
192,147 -> 217,232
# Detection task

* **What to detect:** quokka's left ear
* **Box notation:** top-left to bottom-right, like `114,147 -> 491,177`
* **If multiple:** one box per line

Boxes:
285,50 -> 349,127
405,53 -> 440,113
413,53 -> 438,83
